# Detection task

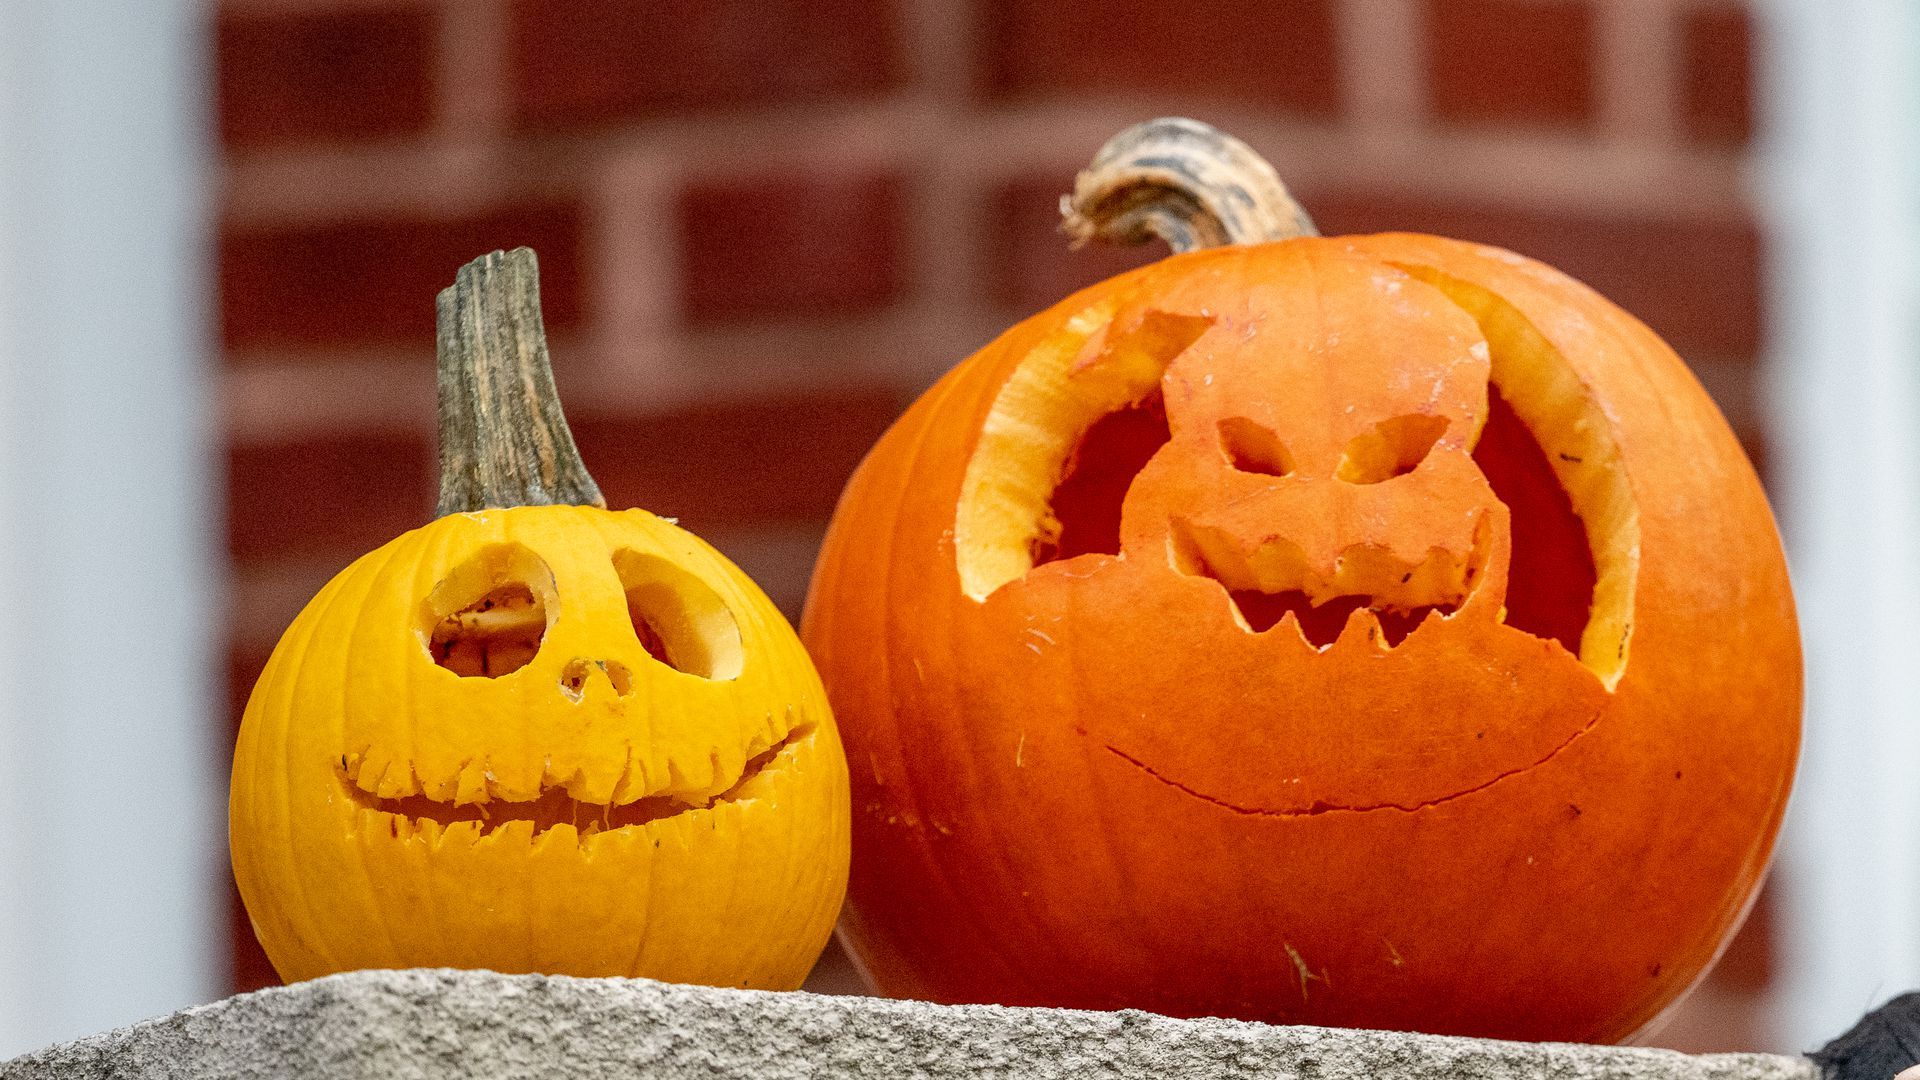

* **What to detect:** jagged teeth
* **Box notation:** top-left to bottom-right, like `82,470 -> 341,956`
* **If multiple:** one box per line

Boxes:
337,727 -> 806,809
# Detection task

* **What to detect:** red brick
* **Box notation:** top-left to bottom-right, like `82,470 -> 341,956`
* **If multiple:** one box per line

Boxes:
507,0 -> 901,132
1427,0 -> 1596,129
572,385 -> 906,529
228,431 -> 433,562
977,0 -> 1339,114
1682,5 -> 1753,147
221,205 -> 585,352
1309,191 -> 1761,357
228,385 -> 903,564
990,183 -> 1757,359
218,6 -> 436,149
987,174 -> 1163,315
679,172 -> 906,324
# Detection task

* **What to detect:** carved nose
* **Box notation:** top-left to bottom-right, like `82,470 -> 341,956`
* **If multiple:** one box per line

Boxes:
559,658 -> 635,701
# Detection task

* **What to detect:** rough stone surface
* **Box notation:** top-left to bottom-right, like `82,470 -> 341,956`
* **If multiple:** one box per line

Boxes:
1,968 -> 1823,1080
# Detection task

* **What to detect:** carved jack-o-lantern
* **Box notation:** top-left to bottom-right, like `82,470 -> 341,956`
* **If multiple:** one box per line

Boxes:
231,250 -> 848,987
802,121 -> 1799,1040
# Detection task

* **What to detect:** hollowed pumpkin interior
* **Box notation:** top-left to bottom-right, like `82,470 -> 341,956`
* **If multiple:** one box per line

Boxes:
613,549 -> 746,681
1408,266 -> 1640,686
955,267 -> 1640,686
421,543 -> 557,678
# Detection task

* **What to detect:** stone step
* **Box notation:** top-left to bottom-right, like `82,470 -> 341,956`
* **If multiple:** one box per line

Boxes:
0,967 -> 1820,1080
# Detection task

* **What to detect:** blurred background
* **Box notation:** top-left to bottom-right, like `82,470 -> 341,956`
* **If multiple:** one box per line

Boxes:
0,0 -> 1912,1060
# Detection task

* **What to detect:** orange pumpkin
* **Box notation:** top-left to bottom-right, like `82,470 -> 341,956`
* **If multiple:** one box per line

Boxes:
801,119 -> 1799,1041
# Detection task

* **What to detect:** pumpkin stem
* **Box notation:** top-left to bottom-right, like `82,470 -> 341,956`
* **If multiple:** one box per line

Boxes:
434,247 -> 606,515
1061,117 -> 1318,253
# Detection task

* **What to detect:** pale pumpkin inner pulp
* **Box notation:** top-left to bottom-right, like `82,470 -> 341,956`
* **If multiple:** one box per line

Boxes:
955,260 -> 1640,686
428,582 -> 547,677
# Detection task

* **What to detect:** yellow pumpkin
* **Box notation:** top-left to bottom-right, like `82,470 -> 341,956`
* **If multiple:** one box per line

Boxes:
230,249 -> 849,987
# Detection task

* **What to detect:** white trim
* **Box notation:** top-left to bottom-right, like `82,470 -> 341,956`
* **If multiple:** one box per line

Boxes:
0,0 -> 220,1055
1760,0 -> 1920,1049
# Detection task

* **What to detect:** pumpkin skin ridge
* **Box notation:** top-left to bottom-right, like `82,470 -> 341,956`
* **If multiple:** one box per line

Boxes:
811,357 -> 1058,1005
340,534 -> 430,967
879,369 -> 1056,991
1366,233 -> 1800,1040
805,230 -> 1798,1041
247,557 -> 364,975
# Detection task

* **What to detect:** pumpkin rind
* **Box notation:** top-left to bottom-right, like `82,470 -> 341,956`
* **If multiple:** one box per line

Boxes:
802,232 -> 1798,1041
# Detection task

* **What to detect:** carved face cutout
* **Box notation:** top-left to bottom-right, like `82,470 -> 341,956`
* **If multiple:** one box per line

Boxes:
952,244 -> 1640,816
334,532 -> 788,836
232,505 -> 845,984
332,512 -> 806,840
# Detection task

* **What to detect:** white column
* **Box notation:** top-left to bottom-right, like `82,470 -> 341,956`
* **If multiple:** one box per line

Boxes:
1760,0 -> 1920,1050
0,0 -> 221,1056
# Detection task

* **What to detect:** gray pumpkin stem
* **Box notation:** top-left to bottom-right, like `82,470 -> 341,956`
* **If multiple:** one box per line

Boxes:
434,247 -> 605,516
1061,117 -> 1318,253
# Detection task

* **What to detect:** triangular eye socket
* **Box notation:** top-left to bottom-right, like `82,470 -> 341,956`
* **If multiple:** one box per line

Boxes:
1218,417 -> 1293,476
1336,414 -> 1448,484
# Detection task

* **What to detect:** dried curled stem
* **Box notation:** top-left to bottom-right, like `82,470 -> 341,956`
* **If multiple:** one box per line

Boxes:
435,247 -> 605,516
1061,117 -> 1318,254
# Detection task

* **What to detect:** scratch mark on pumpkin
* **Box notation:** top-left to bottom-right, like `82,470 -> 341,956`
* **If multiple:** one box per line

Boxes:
1284,943 -> 1326,1001
1384,939 -> 1404,967
1016,732 -> 1026,768
1102,707 -> 1604,817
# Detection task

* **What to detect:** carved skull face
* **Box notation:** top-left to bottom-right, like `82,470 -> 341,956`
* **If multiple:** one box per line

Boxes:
951,245 -> 1624,816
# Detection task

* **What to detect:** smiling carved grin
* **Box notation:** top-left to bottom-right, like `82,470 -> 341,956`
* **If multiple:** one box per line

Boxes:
339,726 -> 810,841
1169,511 -> 1494,650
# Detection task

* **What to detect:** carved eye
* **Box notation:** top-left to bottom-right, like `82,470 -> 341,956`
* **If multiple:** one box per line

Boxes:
954,305 -> 1213,599
1336,414 -> 1448,484
614,550 -> 745,680
1218,417 -> 1293,476
420,543 -> 555,678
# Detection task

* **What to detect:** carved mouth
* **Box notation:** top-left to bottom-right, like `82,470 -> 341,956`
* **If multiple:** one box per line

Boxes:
339,726 -> 810,842
1223,591 -> 1460,648
1170,515 -> 1490,650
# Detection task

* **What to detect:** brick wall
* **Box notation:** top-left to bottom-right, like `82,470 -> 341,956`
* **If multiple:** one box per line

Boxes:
216,0 -> 1768,1049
